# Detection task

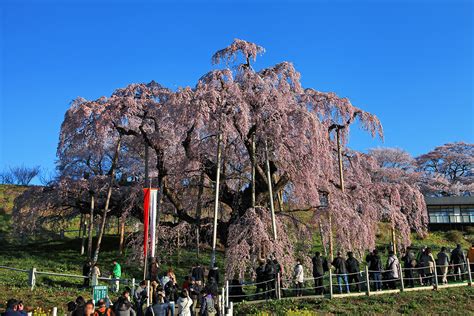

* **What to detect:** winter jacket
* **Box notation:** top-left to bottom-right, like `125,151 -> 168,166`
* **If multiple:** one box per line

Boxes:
386,255 -> 400,279
113,263 -> 122,279
293,263 -> 304,283
468,247 -> 474,263
145,303 -> 169,316
176,296 -> 193,316
312,256 -> 325,276
192,266 -> 204,282
451,247 -> 466,264
368,255 -> 382,271
437,252 -> 449,266
331,257 -> 347,274
402,251 -> 417,268
256,265 -> 265,283
346,257 -> 360,273
208,267 -> 220,285
164,281 -> 179,302
114,300 -> 136,316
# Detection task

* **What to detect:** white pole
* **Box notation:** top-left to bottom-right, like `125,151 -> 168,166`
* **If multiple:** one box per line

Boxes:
399,264 -> 404,292
467,258 -> 472,285
329,269 -> 333,299
225,280 -> 229,308
211,132 -> 222,267
150,190 -> 158,258
365,266 -> 370,296
265,140 -> 277,240
52,307 -> 57,316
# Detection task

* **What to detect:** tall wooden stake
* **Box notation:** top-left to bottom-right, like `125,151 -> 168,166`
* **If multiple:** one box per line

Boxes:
251,133 -> 256,208
80,215 -> 87,255
195,172 -> 204,259
391,225 -> 397,255
336,128 -> 345,193
265,140 -> 277,241
87,194 -> 94,259
328,210 -> 334,261
211,132 -> 222,267
119,215 -> 125,255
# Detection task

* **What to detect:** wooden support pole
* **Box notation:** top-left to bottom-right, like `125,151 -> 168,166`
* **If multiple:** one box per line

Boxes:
211,132 -> 222,268
265,140 -> 277,241
336,128 -> 345,193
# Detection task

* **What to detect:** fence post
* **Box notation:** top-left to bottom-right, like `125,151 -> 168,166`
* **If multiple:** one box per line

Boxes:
52,307 -> 57,316
328,270 -> 333,299
277,273 -> 281,299
28,267 -> 36,290
225,280 -> 229,308
131,278 -> 136,297
467,259 -> 472,285
221,287 -> 225,315
399,264 -> 404,292
365,266 -> 370,296
433,263 -> 439,289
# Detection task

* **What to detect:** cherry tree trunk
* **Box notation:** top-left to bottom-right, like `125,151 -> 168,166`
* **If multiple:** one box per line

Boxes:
93,136 -> 122,263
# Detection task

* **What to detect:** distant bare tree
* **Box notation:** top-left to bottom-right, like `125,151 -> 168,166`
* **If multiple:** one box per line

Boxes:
1,165 -> 41,185
0,170 -> 15,184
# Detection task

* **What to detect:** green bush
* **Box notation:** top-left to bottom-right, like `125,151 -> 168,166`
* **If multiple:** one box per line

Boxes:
445,230 -> 464,244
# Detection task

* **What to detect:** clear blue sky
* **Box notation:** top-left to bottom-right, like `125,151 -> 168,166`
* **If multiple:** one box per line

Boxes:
1,0 -> 473,180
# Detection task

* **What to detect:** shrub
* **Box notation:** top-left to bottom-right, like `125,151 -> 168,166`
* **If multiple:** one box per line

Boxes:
445,230 -> 464,244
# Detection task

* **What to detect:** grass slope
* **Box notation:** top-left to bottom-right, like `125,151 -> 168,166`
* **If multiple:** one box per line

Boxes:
235,286 -> 474,315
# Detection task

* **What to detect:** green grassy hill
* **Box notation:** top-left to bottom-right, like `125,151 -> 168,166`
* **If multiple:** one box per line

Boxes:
1,185 -> 473,314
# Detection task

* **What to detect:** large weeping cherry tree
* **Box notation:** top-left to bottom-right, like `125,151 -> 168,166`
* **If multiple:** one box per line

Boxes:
13,39 -> 429,278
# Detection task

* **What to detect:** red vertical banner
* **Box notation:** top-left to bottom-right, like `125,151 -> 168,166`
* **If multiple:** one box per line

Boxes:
143,188 -> 150,259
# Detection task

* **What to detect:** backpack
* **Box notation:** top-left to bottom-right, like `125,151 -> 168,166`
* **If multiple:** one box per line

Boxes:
205,296 -> 217,315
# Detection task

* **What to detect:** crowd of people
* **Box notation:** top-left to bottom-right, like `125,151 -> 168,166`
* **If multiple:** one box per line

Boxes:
288,244 -> 474,297
3,244 -> 473,315
227,243 -> 474,300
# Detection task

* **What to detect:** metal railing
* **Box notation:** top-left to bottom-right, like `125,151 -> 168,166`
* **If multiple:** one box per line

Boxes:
0,265 -> 135,292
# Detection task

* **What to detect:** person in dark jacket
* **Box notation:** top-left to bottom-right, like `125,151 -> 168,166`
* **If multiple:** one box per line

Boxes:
164,276 -> 179,311
332,252 -> 350,293
402,247 -> 417,288
346,252 -> 361,292
114,296 -> 136,316
255,260 -> 266,299
82,260 -> 92,288
144,293 -> 169,316
207,265 -> 219,286
311,252 -> 326,295
228,278 -> 246,303
451,244 -> 466,281
368,249 -> 382,291
72,296 -> 86,316
264,258 -> 276,298
4,299 -> 21,316
191,262 -> 205,286
273,258 -> 283,297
